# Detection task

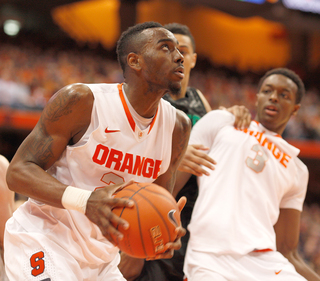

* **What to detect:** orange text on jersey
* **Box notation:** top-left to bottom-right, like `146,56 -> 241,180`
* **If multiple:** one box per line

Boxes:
237,128 -> 291,168
92,144 -> 162,179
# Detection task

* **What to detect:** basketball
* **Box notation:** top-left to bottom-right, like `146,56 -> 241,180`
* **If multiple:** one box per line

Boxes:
111,182 -> 181,259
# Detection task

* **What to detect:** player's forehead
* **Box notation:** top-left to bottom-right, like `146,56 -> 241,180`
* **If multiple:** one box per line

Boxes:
141,27 -> 178,46
261,74 -> 297,93
174,34 -> 193,49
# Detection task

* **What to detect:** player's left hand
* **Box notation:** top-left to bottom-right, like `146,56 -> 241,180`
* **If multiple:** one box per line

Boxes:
146,196 -> 187,261
220,105 -> 251,129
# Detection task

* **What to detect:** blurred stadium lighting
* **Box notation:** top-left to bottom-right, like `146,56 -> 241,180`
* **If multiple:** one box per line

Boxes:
3,19 -> 21,36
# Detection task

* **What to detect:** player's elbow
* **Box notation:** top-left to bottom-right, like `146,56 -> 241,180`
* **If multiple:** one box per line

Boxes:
6,162 -> 21,193
277,241 -> 299,261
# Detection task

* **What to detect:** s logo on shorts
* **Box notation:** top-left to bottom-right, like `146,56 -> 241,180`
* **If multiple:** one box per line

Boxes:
30,251 -> 45,276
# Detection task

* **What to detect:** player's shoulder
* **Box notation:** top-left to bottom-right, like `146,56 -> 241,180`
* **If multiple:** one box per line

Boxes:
175,108 -> 192,129
203,109 -> 235,123
294,156 -> 309,176
49,83 -> 93,103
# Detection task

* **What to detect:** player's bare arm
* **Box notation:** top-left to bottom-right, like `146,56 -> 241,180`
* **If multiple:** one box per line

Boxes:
6,84 -> 95,206
152,109 -> 190,255
274,208 -> 320,281
6,84 -> 133,240
196,89 -> 211,113
154,109 -> 191,193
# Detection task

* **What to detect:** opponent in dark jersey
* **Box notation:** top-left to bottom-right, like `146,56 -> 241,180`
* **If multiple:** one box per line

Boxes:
133,88 -> 207,281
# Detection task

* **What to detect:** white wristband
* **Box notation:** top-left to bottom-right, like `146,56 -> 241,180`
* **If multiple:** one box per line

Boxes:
61,186 -> 92,214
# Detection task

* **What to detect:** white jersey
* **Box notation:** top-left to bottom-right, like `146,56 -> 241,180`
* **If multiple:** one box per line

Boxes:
187,110 -> 308,255
10,83 -> 176,266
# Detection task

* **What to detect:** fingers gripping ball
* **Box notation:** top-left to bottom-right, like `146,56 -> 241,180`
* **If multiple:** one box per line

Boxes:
112,182 -> 181,259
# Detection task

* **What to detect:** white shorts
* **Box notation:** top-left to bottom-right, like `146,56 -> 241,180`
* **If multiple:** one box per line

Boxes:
184,248 -> 307,281
4,218 -> 125,281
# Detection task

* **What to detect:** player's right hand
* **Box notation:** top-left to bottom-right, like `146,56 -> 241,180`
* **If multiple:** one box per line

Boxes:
178,144 -> 216,177
146,196 -> 187,261
85,181 -> 134,245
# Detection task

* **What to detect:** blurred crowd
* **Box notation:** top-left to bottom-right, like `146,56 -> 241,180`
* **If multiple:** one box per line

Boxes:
1,42 -> 320,140
1,41 -> 320,273
300,204 -> 320,275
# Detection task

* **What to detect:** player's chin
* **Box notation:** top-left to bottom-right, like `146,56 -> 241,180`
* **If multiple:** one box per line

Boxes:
168,82 -> 182,96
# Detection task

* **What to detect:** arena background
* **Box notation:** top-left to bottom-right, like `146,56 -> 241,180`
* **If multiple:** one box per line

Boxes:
1,0 -> 320,273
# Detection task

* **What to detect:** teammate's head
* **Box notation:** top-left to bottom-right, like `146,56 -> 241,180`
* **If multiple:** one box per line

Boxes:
257,68 -> 305,104
255,68 -> 304,135
116,21 -> 163,74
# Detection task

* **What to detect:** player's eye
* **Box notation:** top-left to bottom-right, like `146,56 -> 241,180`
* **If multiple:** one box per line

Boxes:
161,44 -> 169,50
262,89 -> 272,94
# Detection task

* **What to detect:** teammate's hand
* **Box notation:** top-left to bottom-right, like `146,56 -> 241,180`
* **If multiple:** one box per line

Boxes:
85,181 -> 134,245
220,105 -> 251,129
178,144 -> 216,177
146,196 -> 187,261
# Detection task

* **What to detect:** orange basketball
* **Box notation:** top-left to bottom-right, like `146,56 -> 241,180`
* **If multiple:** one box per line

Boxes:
111,182 -> 181,259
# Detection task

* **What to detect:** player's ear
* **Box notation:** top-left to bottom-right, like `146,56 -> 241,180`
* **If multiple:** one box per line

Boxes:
191,53 -> 197,69
291,103 -> 301,116
127,53 -> 141,71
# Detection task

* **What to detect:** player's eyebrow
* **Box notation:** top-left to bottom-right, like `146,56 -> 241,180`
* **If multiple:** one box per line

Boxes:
265,84 -> 291,92
157,38 -> 177,45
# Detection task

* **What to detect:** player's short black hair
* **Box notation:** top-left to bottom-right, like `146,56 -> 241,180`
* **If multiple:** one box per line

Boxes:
164,22 -> 196,52
116,21 -> 163,74
257,68 -> 305,104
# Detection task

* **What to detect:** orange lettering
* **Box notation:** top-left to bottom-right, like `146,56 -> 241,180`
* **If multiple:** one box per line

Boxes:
152,160 -> 162,179
92,144 -> 109,165
272,146 -> 281,159
133,156 -> 145,176
280,153 -> 291,168
254,131 -> 264,144
105,149 -> 123,170
142,158 -> 154,178
120,153 -> 133,174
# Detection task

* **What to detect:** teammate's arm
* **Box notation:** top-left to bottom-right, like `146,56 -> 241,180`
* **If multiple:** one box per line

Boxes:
274,208 -> 320,280
219,105 -> 251,129
6,84 -> 132,243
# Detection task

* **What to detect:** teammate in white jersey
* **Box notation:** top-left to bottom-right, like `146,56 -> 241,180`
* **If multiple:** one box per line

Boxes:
176,68 -> 320,281
4,21 -> 190,281
0,155 -> 13,281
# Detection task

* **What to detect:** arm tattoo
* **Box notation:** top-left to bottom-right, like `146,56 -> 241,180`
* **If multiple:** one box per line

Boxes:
21,91 -> 82,167
42,92 -> 81,122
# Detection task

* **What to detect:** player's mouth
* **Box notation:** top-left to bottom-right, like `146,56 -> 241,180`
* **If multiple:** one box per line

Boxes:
174,66 -> 184,79
264,105 -> 278,116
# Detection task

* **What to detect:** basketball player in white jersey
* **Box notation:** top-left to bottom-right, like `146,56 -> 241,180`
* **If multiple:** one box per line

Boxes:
177,68 -> 320,281
0,155 -> 13,281
4,21 -> 190,281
